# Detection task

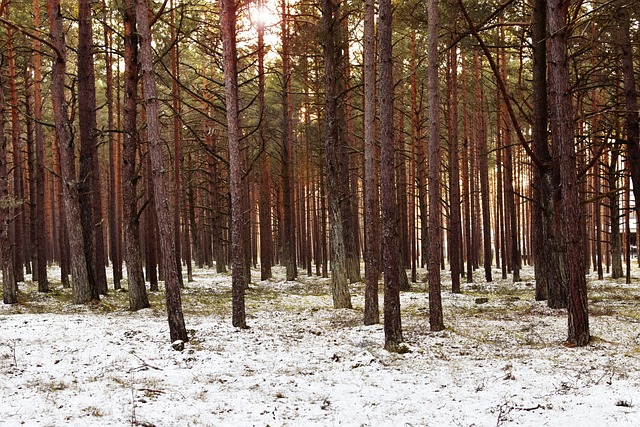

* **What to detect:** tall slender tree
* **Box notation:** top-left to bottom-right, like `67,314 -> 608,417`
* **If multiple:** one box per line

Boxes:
427,0 -> 445,331
547,0 -> 589,346
379,0 -> 402,350
47,0 -> 93,304
135,0 -> 188,342
474,51 -> 493,283
281,0 -> 296,282
78,0 -> 107,297
220,0 -> 247,328
530,0 -> 567,308
103,0 -> 122,290
607,150 -> 623,279
25,67 -> 37,280
257,0 -> 272,281
322,0 -> 352,309
121,0 -> 149,311
363,0 -> 379,325
6,9 -> 25,283
169,0 -> 185,285
0,65 -> 17,304
500,42 -> 521,283
447,37 -> 462,294
616,4 -> 640,221
33,0 -> 48,292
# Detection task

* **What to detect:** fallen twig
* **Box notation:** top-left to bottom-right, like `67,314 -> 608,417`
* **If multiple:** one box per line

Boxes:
515,404 -> 543,411
130,352 -> 162,372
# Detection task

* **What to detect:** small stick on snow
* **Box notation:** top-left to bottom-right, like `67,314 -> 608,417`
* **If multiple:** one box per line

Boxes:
130,352 -> 162,371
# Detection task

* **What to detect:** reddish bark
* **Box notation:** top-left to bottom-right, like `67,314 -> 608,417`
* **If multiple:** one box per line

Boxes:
78,0 -> 107,297
475,51 -> 493,282
6,15 -> 25,282
136,0 -> 188,342
500,42 -> 521,282
281,0 -> 297,282
427,0 -> 445,332
104,1 -> 122,290
26,67 -> 37,281
0,66 -> 17,304
322,0 -> 352,309
379,0 -> 403,349
121,0 -> 149,310
341,15 -> 361,284
47,0 -> 93,303
616,7 -> 640,222
52,130 -> 70,288
548,0 -> 589,346
447,39 -> 462,294
33,0 -> 48,292
220,0 -> 247,328
257,2 -> 272,281
170,0 -> 184,285
363,0 -> 379,325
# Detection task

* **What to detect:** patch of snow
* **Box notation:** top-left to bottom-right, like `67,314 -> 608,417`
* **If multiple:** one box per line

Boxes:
1,265 -> 639,426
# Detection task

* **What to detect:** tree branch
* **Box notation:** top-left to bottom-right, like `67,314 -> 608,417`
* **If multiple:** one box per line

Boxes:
458,0 -> 541,170
0,17 -> 63,61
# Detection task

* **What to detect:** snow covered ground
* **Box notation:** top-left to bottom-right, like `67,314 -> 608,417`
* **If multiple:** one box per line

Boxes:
1,265 -> 639,426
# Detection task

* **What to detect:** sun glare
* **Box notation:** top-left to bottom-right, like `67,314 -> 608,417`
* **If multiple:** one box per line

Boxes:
249,3 -> 279,29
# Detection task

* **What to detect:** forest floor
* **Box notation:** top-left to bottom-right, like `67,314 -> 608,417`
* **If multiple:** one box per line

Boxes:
1,264 -> 640,426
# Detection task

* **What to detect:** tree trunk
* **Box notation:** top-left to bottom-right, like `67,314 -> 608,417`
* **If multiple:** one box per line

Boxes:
475,51 -> 493,282
169,0 -> 184,286
341,17 -> 361,284
396,105 -> 410,282
447,38 -> 462,294
363,0 -> 379,325
312,171 -> 321,276
303,71 -> 313,277
280,0 -> 297,282
379,0 -> 403,350
257,3 -> 273,281
26,67 -> 37,281
531,0 -> 548,300
427,0 -> 445,332
410,32 -> 419,282
47,0 -> 93,304
6,23 -> 24,283
6,17 -> 25,283
187,152 -> 201,270
548,0 -> 589,346
242,152 -> 252,285
212,160 -> 227,273
461,57 -> 473,283
608,150 -> 623,279
135,0 -> 188,342
78,0 -> 107,298
52,130 -> 70,288
624,169 -> 632,284
32,0 -> 48,292
0,69 -> 17,304
320,164 -> 328,278
322,0 -> 352,309
500,43 -> 521,282
594,164 -> 604,280
104,2 -> 122,290
530,0 -> 567,307
121,0 -> 149,311
616,7 -> 640,222
144,155 -> 159,292
220,0 -> 248,328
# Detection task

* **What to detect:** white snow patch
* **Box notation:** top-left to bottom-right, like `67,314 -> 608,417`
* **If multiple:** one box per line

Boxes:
1,265 -> 639,426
